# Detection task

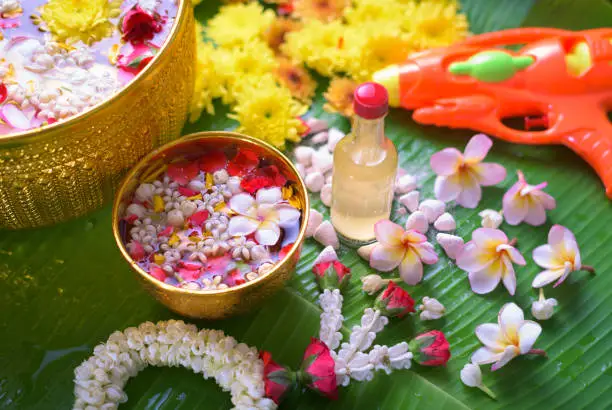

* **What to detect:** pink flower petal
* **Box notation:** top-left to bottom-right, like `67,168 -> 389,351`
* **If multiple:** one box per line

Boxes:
498,303 -> 524,333
370,243 -> 404,272
374,220 -> 404,247
434,175 -> 462,202
227,215 -> 258,237
472,228 -> 508,248
532,244 -> 557,269
464,134 -> 493,162
532,268 -> 564,288
518,321 -> 542,354
430,148 -> 463,176
548,224 -> 569,246
468,269 -> 501,294
403,229 -> 427,243
229,193 -> 255,215
255,220 -> 281,245
474,162 -> 506,186
1,104 -> 31,130
501,257 -> 517,295
471,347 -> 502,365
455,172 -> 482,208
523,202 -> 547,226
502,245 -> 526,265
456,242 -> 494,272
413,242 -> 438,265
536,191 -> 556,210
399,248 -> 423,285
475,323 -> 504,350
276,204 -> 301,228
256,187 -> 283,204
553,263 -> 574,288
491,346 -> 518,371
502,186 -> 527,225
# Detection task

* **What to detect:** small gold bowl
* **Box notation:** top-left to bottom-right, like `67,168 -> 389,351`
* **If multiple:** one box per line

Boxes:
112,131 -> 310,319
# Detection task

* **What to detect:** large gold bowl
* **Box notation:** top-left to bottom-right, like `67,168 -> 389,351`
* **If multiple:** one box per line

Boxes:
112,131 -> 310,319
0,0 -> 195,229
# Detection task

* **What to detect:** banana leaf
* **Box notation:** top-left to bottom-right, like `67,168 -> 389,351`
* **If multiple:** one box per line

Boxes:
2,0 -> 612,409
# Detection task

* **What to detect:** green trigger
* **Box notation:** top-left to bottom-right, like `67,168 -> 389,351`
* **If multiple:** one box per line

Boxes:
448,50 -> 534,82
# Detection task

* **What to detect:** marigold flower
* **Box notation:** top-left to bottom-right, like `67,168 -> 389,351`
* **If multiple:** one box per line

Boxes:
532,224 -> 594,288
457,228 -> 525,295
430,134 -> 506,208
229,81 -> 307,149
369,220 -> 438,286
502,170 -> 556,226
292,0 -> 349,22
402,0 -> 469,50
39,0 -> 122,45
264,17 -> 302,53
206,2 -> 275,47
274,57 -> 317,104
472,303 -> 545,371
323,77 -> 357,117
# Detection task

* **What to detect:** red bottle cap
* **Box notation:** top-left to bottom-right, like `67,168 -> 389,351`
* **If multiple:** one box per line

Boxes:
353,82 -> 389,119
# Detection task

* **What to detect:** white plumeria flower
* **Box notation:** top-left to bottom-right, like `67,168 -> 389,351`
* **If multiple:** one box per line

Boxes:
227,187 -> 301,245
472,303 -> 545,371
460,362 -> 496,399
532,224 -> 594,288
531,289 -> 558,320
503,170 -> 556,226
430,134 -> 506,208
457,228 -> 526,295
369,220 -> 438,285
418,296 -> 446,321
478,209 -> 503,229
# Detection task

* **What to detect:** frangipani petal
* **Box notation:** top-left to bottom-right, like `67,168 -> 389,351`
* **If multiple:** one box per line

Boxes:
457,242 -> 494,273
414,242 -> 438,265
399,249 -> 424,285
276,204 -> 301,227
227,216 -> 258,237
535,191 -> 556,210
491,346 -> 519,371
430,148 -> 463,176
498,303 -> 524,334
523,202 -> 547,226
229,193 -> 255,215
503,185 -> 528,226
434,175 -> 462,202
468,269 -> 501,294
255,221 -> 281,245
471,347 -> 502,365
455,172 -> 482,208
374,220 -> 404,247
501,257 -> 517,296
518,321 -> 542,354
532,268 -> 565,288
464,134 -> 493,162
472,228 -> 508,248
501,245 -> 526,265
475,162 -> 506,186
370,244 -> 403,272
256,187 -> 283,204
532,244 -> 557,269
475,323 -> 504,350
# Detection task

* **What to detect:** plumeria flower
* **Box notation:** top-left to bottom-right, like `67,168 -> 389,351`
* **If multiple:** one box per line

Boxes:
532,225 -> 594,288
228,187 -> 301,245
430,134 -> 506,208
531,289 -> 558,321
457,228 -> 525,295
370,220 -> 438,285
472,303 -> 546,371
503,170 -> 556,226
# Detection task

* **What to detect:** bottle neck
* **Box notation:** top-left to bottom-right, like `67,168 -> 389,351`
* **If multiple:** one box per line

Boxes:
352,115 -> 385,146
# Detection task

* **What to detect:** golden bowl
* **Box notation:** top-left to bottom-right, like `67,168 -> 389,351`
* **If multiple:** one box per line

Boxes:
112,131 -> 310,319
0,0 -> 195,230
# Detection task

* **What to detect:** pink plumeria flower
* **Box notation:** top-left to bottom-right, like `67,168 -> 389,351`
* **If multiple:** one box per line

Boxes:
456,228 -> 526,295
227,187 -> 301,245
430,134 -> 506,208
503,170 -> 556,226
472,303 -> 545,371
370,220 -> 438,285
532,225 -> 594,288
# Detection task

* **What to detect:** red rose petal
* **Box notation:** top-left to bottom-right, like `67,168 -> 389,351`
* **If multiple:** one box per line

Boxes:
188,210 -> 209,227
128,241 -> 145,261
227,149 -> 259,176
240,175 -> 275,194
178,186 -> 199,197
124,214 -> 138,223
178,268 -> 201,281
0,83 -> 7,104
167,161 -> 199,185
199,150 -> 228,173
158,225 -> 174,237
149,265 -> 167,282
259,165 -> 287,186
279,243 -> 294,260
225,269 -> 246,287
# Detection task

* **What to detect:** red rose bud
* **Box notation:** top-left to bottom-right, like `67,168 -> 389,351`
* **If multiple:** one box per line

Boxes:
260,351 -> 295,404
299,338 -> 338,400
312,260 -> 351,290
374,282 -> 415,318
409,330 -> 451,366
121,6 -> 164,43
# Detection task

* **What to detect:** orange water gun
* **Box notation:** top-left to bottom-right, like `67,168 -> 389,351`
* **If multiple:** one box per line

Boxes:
373,28 -> 612,198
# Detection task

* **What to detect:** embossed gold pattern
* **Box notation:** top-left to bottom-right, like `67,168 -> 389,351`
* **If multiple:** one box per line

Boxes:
0,1 -> 195,229
112,132 -> 310,319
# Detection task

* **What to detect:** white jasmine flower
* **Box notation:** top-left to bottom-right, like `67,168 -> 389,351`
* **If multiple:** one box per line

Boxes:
319,289 -> 344,350
479,209 -> 504,229
460,362 -> 496,399
531,289 -> 558,320
418,296 -> 446,321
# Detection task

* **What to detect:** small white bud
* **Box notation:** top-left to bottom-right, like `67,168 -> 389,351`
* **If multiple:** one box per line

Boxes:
167,209 -> 185,227
213,169 -> 229,184
226,176 -> 242,194
460,363 -> 482,387
180,201 -> 197,218
135,183 -> 155,202
479,209 -> 504,229
418,296 -> 446,320
361,274 -> 385,295
126,203 -> 146,218
531,295 -> 557,320
188,180 -> 206,192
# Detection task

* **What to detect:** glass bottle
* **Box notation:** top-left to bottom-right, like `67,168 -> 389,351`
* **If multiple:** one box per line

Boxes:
331,82 -> 398,247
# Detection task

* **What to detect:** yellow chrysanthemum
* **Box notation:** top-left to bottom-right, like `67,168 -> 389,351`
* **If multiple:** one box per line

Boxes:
206,2 -> 275,47
343,0 -> 409,29
293,0 -> 349,22
323,76 -> 357,117
229,83 -> 307,149
39,0 -> 122,45
348,31 -> 415,81
190,25 -> 228,122
214,40 -> 278,102
402,0 -> 469,49
231,73 -> 279,102
281,20 -> 360,76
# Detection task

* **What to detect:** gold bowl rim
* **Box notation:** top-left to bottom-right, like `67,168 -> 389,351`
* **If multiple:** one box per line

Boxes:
112,131 -> 311,296
0,0 -> 188,144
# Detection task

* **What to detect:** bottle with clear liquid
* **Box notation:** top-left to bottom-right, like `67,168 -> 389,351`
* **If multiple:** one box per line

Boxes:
331,82 -> 398,246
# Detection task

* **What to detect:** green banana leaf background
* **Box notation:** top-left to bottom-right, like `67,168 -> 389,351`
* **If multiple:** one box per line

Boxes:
2,0 -> 612,408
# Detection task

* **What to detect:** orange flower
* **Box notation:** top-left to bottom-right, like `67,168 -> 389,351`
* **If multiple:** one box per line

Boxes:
264,17 -> 302,54
292,0 -> 348,22
274,57 -> 317,103
323,77 -> 357,117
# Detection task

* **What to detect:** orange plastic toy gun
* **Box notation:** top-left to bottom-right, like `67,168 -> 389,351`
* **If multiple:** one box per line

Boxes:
373,28 -> 612,198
